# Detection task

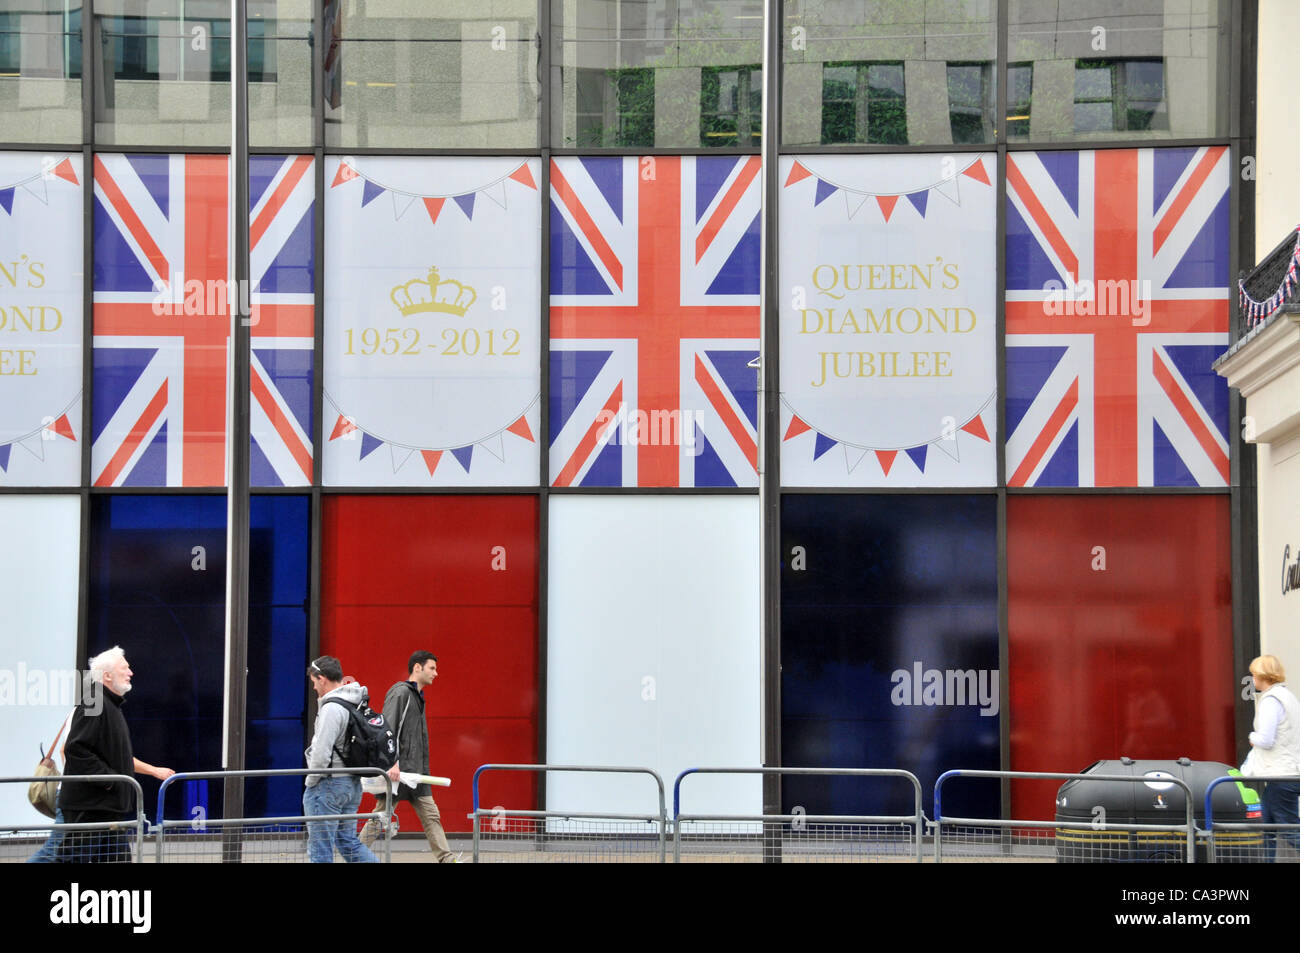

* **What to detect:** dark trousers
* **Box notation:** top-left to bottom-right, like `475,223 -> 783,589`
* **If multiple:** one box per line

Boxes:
55,809 -> 133,863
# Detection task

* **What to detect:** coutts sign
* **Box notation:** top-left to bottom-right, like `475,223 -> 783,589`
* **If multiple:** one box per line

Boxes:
1285,544 -> 1300,596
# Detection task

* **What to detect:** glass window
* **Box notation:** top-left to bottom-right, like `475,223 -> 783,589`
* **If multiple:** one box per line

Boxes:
94,0 -> 313,147
1009,0 -> 1228,141
784,0 -> 996,146
552,0 -> 762,150
0,1 -> 82,143
325,0 -> 539,149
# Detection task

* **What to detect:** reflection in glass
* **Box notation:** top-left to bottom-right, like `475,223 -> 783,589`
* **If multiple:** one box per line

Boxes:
1009,0 -> 1227,140
552,0 -> 762,149
94,0 -> 312,147
325,0 -> 539,149
784,0 -> 996,146
0,1 -> 82,143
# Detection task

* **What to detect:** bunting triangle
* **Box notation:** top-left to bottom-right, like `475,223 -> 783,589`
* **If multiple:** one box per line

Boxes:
361,179 -> 385,206
52,159 -> 78,186
481,181 -> 508,210
359,432 -> 383,460
905,190 -> 928,217
876,195 -> 899,222
391,191 -> 417,220
813,432 -> 837,460
450,445 -> 474,471
814,180 -> 837,206
0,443 -> 8,471
331,162 -> 359,188
479,434 -> 505,462
960,415 -> 990,442
18,434 -> 44,461
329,415 -> 357,441
20,176 -> 48,204
50,414 -> 75,442
932,176 -> 962,205
421,449 -> 443,476
876,449 -> 897,476
784,415 -> 811,441
905,444 -> 927,473
785,162 -> 812,187
0,189 -> 13,215
423,197 -> 445,225
454,193 -> 476,220
509,164 -> 537,189
844,193 -> 870,220
390,445 -> 414,473
933,436 -> 960,462
961,158 -> 991,185
507,414 -> 535,442
844,445 -> 870,473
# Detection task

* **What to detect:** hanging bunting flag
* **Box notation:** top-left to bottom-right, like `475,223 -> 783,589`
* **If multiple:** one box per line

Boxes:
932,176 -> 962,205
961,414 -> 990,441
454,193 -> 476,220
20,175 -> 48,204
331,162 -> 358,187
451,445 -> 474,471
933,437 -> 960,462
844,445 -> 870,473
389,445 -> 414,473
18,434 -> 44,461
421,449 -> 442,476
876,449 -> 897,476
813,432 -> 837,460
905,444 -> 928,473
0,444 -> 10,472
361,179 -> 385,206
786,162 -> 812,187
509,163 -> 538,189
844,192 -> 870,219
814,180 -> 837,206
423,196 -> 445,224
961,158 -> 991,185
329,415 -> 357,440
359,432 -> 383,460
391,191 -> 417,220
49,414 -> 75,441
784,415 -> 811,440
507,414 -> 535,442
480,180 -> 508,209
479,434 -> 506,462
0,188 -> 13,215
876,195 -> 898,222
51,158 -> 78,185
906,190 -> 928,217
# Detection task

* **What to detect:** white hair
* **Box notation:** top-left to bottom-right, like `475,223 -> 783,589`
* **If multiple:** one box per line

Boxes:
88,645 -> 125,684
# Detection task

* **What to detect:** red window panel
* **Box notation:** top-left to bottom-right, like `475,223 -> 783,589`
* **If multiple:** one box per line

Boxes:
1008,495 -> 1233,819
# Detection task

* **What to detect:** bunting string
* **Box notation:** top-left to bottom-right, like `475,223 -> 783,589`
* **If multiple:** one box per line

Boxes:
1238,225 -> 1300,326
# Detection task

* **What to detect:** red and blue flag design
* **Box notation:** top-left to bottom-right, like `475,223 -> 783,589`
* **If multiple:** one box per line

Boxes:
1005,147 -> 1230,487
549,156 -> 760,487
92,154 -> 315,487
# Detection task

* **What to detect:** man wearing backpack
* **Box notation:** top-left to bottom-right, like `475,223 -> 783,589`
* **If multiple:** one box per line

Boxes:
304,655 -> 394,863
359,651 -> 457,862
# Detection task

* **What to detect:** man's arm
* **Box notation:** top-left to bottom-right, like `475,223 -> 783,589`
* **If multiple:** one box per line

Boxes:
133,758 -> 175,781
306,700 -> 347,786
381,684 -> 405,782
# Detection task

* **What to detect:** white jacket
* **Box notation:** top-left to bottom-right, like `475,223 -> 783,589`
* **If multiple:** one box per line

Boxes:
1251,683 -> 1300,777
304,682 -> 368,786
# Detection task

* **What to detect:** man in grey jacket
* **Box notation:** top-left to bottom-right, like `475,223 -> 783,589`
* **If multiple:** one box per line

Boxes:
359,650 -> 456,861
304,655 -> 382,863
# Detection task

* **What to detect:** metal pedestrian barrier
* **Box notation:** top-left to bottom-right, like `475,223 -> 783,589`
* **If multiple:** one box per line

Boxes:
1,774 -> 146,863
155,768 -> 395,863
933,769 -> 1197,863
1203,774 -> 1295,862
673,767 -> 925,863
471,764 -> 667,863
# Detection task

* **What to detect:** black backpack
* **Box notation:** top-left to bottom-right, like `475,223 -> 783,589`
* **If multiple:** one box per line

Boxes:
323,696 -> 398,771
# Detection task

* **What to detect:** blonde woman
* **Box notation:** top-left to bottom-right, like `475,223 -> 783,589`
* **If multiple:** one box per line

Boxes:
1247,655 -> 1300,859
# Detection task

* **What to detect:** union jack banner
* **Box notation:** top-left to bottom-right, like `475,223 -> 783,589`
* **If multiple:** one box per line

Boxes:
1005,147 -> 1231,487
92,154 -> 315,487
549,156 -> 760,487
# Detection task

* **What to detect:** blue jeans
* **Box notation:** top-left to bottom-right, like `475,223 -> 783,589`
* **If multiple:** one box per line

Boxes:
27,804 -> 65,863
303,776 -> 376,864
1262,780 -> 1300,862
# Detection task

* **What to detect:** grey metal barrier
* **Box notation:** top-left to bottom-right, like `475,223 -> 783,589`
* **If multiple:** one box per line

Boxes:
1,774 -> 146,863
1203,774 -> 1300,863
471,764 -> 667,863
155,768 -> 395,863
933,769 -> 1197,863
672,767 -> 925,863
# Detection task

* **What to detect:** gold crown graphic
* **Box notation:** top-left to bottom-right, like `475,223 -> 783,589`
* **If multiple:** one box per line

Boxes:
390,267 -> 477,318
